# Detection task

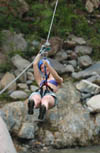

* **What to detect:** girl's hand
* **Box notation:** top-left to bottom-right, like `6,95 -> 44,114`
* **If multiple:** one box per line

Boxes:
43,60 -> 48,66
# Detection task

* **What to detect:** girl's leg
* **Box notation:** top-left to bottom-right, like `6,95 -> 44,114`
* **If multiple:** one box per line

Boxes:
28,94 -> 41,114
41,95 -> 55,110
38,95 -> 55,119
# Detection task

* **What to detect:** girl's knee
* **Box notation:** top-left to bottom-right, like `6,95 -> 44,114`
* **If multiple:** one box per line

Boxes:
30,95 -> 41,108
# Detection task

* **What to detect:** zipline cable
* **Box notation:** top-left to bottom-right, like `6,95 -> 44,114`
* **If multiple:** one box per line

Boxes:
0,0 -> 59,95
46,0 -> 58,44
0,62 -> 34,95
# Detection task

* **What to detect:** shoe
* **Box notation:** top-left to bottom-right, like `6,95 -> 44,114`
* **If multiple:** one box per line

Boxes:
28,99 -> 34,115
38,105 -> 46,120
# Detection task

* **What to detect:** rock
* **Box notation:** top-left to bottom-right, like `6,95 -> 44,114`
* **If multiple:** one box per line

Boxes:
63,35 -> 86,49
86,0 -> 100,13
2,30 -> 27,53
87,94 -> 100,112
17,83 -> 28,90
31,40 -> 40,47
10,90 -> 28,99
48,58 -> 67,74
30,85 -> 38,92
68,60 -> 77,68
78,55 -> 92,68
18,123 -> 35,139
11,54 -> 31,71
27,71 -> 34,81
0,53 -> 7,65
68,35 -> 86,45
87,74 -> 100,85
65,65 -> 74,73
14,69 -> 27,83
86,0 -> 94,13
76,79 -> 100,94
55,50 -> 68,62
41,37 -> 63,56
0,116 -> 17,153
63,40 -> 76,49
72,62 -> 100,80
75,45 -> 92,55
0,72 -> 16,92
2,101 -> 38,139
44,130 -> 54,145
1,81 -> 100,148
18,0 -> 29,18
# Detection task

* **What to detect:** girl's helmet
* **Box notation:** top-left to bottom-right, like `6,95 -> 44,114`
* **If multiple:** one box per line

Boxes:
38,58 -> 51,71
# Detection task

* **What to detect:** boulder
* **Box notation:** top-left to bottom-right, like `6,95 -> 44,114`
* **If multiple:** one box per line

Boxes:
87,94 -> 100,112
86,0 -> 100,13
76,79 -> 100,94
2,82 -> 100,148
75,45 -> 92,55
0,116 -> 17,153
10,90 -> 28,100
2,30 -> 27,53
0,72 -> 16,92
11,54 -> 31,71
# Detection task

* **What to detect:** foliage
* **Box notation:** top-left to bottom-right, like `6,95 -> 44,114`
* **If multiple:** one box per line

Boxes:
7,50 -> 24,58
88,35 -> 100,60
0,61 -> 13,73
23,42 -> 39,59
0,92 -> 12,101
0,0 -> 100,60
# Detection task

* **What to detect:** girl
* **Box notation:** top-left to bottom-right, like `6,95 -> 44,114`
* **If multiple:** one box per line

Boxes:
28,53 -> 63,120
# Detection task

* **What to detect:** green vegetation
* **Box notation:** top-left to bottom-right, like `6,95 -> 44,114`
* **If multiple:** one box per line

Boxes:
0,92 -> 12,101
0,0 -> 100,60
0,61 -> 13,73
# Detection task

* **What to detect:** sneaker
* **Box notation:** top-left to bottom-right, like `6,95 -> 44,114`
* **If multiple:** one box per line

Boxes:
28,99 -> 34,115
38,105 -> 46,120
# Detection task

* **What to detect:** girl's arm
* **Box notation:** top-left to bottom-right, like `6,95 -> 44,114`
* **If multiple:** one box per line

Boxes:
43,60 -> 63,84
33,53 -> 42,85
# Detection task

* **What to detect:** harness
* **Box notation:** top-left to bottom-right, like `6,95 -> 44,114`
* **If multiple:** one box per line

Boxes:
35,78 -> 53,97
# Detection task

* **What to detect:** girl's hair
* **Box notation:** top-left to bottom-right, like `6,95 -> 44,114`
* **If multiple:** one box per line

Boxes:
38,58 -> 51,71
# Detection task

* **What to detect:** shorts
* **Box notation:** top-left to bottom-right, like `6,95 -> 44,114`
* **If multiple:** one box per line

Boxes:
29,89 -> 58,107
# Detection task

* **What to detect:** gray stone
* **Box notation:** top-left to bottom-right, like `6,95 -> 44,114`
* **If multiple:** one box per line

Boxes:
76,79 -> 100,94
19,123 -> 35,139
11,54 -> 31,71
10,90 -> 28,99
0,116 -> 17,153
75,45 -> 92,55
78,55 -> 92,68
2,30 -> 27,53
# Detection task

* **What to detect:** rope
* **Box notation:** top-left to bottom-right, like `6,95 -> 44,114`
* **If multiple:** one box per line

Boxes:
0,61 -> 34,95
0,0 -> 59,95
46,0 -> 58,44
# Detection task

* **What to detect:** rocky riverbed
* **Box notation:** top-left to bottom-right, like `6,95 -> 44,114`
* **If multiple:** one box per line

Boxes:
0,33 -> 100,153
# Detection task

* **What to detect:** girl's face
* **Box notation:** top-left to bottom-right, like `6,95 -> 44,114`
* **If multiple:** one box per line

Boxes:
40,64 -> 49,74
